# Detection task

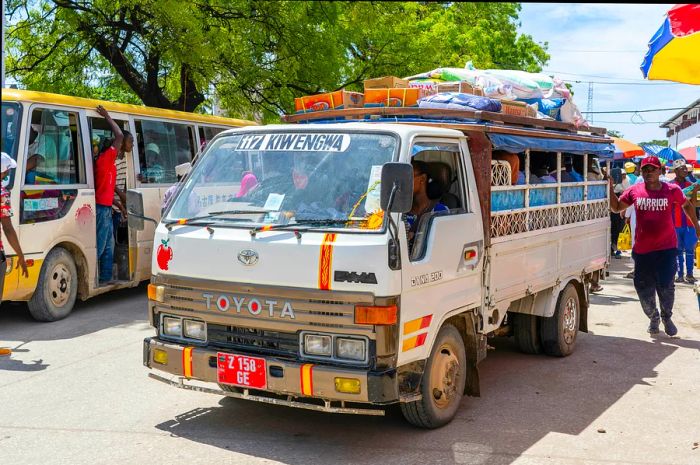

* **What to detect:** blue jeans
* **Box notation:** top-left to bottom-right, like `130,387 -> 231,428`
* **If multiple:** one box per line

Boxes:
96,205 -> 114,283
675,226 -> 697,277
633,248 -> 677,322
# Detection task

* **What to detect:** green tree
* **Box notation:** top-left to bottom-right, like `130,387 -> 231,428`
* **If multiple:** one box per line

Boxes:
607,129 -> 624,138
6,1 -> 548,120
638,139 -> 668,147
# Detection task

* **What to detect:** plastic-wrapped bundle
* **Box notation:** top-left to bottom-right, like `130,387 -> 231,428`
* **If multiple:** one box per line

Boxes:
520,98 -> 566,120
418,92 -> 502,112
426,67 -> 481,84
481,69 -> 550,99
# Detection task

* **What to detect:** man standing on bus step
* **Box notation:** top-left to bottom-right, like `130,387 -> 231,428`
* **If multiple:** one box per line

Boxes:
609,156 -> 700,336
94,105 -> 123,286
671,158 -> 699,284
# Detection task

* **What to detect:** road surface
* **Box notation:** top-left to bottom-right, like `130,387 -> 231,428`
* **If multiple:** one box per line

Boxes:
1,257 -> 699,465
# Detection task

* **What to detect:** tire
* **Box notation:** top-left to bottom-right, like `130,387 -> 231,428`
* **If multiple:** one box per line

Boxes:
540,284 -> 580,357
512,313 -> 542,354
28,247 -> 78,322
401,324 -> 467,428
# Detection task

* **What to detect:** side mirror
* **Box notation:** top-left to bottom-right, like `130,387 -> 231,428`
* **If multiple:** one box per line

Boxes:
126,189 -> 151,231
380,162 -> 413,213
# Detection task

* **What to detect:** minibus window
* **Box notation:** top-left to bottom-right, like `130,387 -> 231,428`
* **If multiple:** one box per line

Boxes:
25,108 -> 84,186
135,119 -> 195,184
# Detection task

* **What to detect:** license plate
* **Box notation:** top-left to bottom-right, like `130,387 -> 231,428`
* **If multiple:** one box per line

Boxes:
217,353 -> 267,389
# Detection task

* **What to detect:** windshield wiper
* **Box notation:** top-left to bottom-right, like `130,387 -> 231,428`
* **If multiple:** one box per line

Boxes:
250,222 -> 311,238
164,209 -> 272,229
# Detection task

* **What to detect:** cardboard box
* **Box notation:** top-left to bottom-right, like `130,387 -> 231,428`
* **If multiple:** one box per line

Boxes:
364,88 -> 421,108
500,100 -> 537,118
363,76 -> 409,90
436,81 -> 484,96
407,80 -> 439,98
294,91 -> 364,113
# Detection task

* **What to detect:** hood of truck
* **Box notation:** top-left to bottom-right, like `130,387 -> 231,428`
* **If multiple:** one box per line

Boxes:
151,224 -> 401,296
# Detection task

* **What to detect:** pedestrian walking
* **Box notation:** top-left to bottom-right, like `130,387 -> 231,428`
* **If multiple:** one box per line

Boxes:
1,152 -> 29,357
609,156 -> 700,336
94,106 -> 124,286
670,158 -> 699,283
610,168 -> 629,259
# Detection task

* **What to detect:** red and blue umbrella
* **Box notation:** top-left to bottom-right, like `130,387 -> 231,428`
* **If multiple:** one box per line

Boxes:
641,4 -> 700,84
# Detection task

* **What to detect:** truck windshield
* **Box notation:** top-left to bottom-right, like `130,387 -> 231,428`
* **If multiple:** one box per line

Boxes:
1,102 -> 21,188
165,131 -> 398,231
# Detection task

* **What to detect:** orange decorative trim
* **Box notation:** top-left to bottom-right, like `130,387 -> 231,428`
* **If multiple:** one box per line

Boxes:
403,315 -> 433,335
182,347 -> 194,378
402,333 -> 428,352
300,363 -> 314,396
318,233 -> 337,290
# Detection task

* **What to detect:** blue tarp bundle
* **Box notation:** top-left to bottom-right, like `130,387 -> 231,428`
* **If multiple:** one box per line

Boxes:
488,133 -> 615,159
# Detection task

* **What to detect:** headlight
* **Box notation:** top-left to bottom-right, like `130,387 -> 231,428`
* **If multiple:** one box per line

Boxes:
336,338 -> 366,361
162,316 -> 182,337
183,319 -> 206,341
304,334 -> 332,356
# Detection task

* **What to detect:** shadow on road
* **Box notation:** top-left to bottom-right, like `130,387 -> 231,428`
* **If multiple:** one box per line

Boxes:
153,331 -> 698,465
0,282 -> 149,345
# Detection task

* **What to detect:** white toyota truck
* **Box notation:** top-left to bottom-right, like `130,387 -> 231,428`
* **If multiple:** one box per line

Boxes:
136,107 -> 612,428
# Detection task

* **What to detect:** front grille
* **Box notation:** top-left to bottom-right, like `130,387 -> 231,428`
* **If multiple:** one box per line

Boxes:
208,324 -> 298,358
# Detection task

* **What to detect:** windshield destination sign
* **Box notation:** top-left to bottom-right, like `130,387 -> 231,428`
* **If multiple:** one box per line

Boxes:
236,133 -> 351,152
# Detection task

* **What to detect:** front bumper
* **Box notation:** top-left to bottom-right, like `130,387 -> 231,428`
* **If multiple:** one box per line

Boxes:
143,337 -> 399,405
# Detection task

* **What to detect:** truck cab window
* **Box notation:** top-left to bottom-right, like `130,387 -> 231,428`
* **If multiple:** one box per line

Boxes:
408,142 -> 468,260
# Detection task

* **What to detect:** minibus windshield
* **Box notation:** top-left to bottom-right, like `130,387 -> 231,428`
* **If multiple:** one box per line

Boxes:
165,131 -> 398,231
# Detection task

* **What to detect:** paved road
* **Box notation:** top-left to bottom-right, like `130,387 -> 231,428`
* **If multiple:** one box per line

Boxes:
1,257 -> 699,465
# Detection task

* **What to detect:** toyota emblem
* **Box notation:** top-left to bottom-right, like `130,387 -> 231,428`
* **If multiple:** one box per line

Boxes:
238,249 -> 259,266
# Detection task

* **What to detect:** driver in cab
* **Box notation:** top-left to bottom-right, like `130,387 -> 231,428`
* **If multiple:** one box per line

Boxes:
404,159 -> 448,250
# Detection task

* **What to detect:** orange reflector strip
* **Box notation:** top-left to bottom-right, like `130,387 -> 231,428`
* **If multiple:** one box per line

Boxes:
402,333 -> 428,352
403,315 -> 433,335
355,305 -> 398,325
300,363 -> 314,396
178,219 -> 187,225
261,225 -> 273,232
182,347 -> 194,378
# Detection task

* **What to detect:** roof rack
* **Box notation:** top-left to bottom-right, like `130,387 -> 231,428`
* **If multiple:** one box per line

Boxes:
282,107 -> 608,137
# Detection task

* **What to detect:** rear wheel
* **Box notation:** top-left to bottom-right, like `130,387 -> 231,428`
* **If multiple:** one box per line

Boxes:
28,247 -> 78,322
401,324 -> 466,428
512,313 -> 542,354
540,284 -> 580,357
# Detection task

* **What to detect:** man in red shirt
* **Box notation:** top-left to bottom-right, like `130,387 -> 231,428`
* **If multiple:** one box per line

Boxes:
94,105 -> 123,286
609,156 -> 700,336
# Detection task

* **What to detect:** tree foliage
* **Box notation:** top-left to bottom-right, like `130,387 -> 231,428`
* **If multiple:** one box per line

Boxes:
637,139 -> 668,147
607,129 -> 624,138
6,1 -> 549,120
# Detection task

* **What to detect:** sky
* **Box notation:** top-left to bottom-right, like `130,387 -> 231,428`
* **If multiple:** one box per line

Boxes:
517,3 -> 699,145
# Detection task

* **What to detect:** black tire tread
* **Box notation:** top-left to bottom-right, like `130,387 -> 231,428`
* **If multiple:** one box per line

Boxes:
541,284 -> 579,357
512,313 -> 542,355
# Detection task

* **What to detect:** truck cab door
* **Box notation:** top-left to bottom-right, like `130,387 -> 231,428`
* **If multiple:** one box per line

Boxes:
398,137 -> 484,364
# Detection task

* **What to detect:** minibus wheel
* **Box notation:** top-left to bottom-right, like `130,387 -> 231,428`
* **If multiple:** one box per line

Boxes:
28,247 -> 78,322
400,323 -> 466,428
540,283 -> 580,357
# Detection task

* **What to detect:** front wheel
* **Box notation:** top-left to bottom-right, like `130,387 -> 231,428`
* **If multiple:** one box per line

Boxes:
540,283 -> 580,357
401,324 -> 467,428
28,247 -> 78,322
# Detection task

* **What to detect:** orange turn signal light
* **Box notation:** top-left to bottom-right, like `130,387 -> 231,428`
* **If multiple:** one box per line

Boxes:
354,305 -> 397,325
148,284 -> 165,302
